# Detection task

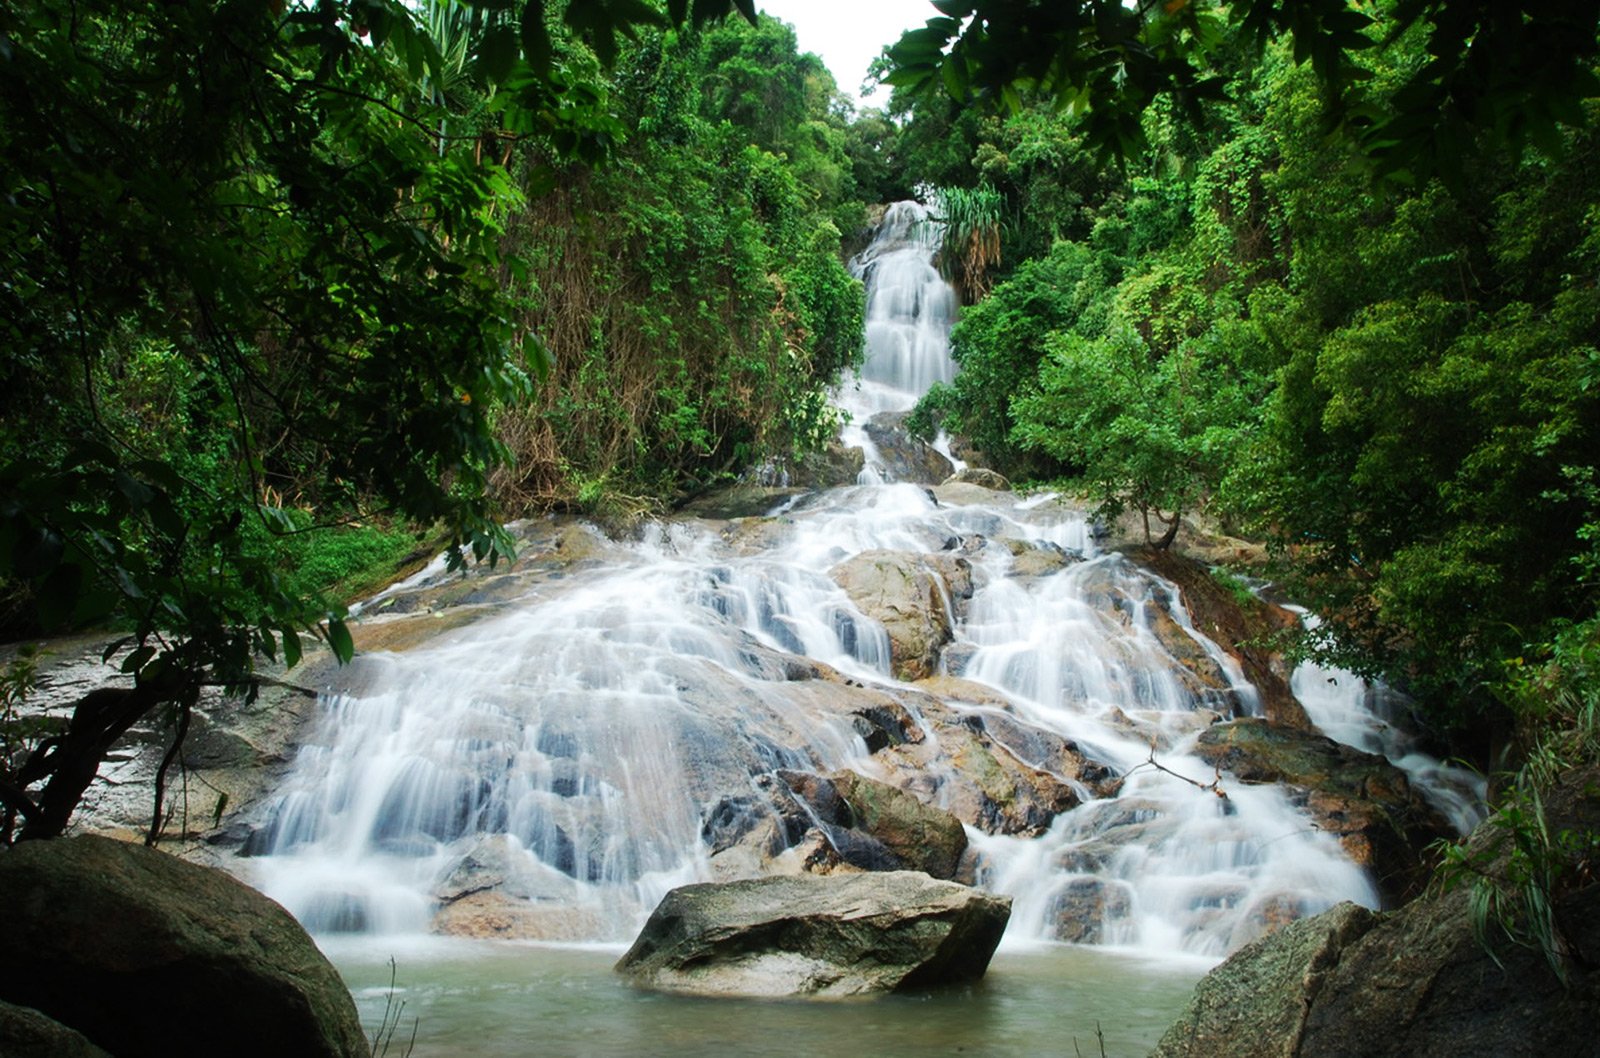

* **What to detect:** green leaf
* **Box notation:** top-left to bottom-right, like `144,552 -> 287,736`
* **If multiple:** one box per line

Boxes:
479,24 -> 518,85
325,617 -> 354,664
280,626 -> 303,669
120,644 -> 157,675
941,55 -> 970,101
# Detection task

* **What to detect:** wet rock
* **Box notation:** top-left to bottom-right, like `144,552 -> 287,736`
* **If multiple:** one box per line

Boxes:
1154,765 -> 1600,1057
786,441 -> 867,489
0,1001 -> 112,1058
829,770 -> 969,880
7,638 -> 333,855
0,836 -> 366,1058
1132,547 -> 1309,728
912,675 -> 1015,709
677,484 -> 807,520
862,412 -> 955,485
940,533 -> 988,553
999,537 -> 1081,578
432,891 -> 605,941
1195,719 -> 1454,904
971,710 -> 1121,796
941,641 -> 978,676
1049,877 -> 1134,944
773,769 -> 965,879
931,481 -> 1009,507
871,691 -> 1081,836
615,872 -> 1011,998
829,550 -> 970,680
718,516 -> 796,556
944,467 -> 1011,491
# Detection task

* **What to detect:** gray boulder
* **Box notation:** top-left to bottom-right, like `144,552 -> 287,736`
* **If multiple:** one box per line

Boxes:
615,872 -> 1010,997
0,835 -> 368,1058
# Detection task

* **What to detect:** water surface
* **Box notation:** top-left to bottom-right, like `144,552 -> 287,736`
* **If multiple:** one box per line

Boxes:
331,938 -> 1204,1058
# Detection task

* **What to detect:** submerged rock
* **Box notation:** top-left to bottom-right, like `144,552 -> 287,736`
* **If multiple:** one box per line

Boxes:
0,835 -> 366,1058
615,872 -> 1010,998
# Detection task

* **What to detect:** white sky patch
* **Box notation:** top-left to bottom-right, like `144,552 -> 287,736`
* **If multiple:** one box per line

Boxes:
757,0 -> 943,106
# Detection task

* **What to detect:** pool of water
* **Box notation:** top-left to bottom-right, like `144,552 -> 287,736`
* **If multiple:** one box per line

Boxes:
327,937 -> 1207,1058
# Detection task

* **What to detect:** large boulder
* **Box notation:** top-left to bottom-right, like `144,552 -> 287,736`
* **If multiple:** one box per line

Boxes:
862,412 -> 955,485
1150,902 -> 1379,1058
0,835 -> 368,1058
1152,765 -> 1600,1058
778,769 -> 969,879
829,549 -> 973,680
0,1001 -> 112,1058
615,872 -> 1011,997
1195,719 -> 1453,904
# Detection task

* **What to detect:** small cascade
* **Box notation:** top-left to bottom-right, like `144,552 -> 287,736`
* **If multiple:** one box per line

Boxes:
1289,614 -> 1486,834
246,201 -> 1477,960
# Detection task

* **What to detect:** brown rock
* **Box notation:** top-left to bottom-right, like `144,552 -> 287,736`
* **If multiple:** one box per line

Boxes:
1195,719 -> 1454,904
1131,547 -> 1309,729
829,550 -> 970,680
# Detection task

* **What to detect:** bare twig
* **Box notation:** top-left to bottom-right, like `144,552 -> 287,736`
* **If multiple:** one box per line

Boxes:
1110,742 -> 1229,800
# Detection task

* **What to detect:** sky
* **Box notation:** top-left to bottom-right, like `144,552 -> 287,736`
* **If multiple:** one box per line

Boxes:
756,0 -> 943,106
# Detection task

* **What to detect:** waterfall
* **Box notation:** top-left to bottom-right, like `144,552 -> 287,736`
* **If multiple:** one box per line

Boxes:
846,200 -> 958,411
245,202 -> 1469,959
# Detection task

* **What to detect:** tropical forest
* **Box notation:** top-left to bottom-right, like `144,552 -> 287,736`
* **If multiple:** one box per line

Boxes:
1,1 -> 1597,1055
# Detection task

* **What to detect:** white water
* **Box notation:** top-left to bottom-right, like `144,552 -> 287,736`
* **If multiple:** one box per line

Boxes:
1289,613 -> 1486,835
248,201 -> 1472,962
840,200 -> 963,480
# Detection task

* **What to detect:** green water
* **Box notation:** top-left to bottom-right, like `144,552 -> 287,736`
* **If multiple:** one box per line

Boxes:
328,938 -> 1206,1058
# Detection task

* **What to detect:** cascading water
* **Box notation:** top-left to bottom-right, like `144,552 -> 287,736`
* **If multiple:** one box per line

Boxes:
246,201 -> 1473,959
841,200 -> 963,481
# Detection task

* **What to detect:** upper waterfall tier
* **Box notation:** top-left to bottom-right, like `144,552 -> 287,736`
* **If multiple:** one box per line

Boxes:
846,200 -> 959,415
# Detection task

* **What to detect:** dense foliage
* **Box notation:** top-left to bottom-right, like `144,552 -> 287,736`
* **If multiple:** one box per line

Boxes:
901,15 -> 1600,734
491,16 -> 865,516
0,0 -> 864,840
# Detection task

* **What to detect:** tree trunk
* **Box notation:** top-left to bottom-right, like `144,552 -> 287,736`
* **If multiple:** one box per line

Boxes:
16,682 -> 171,842
1154,509 -> 1181,550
